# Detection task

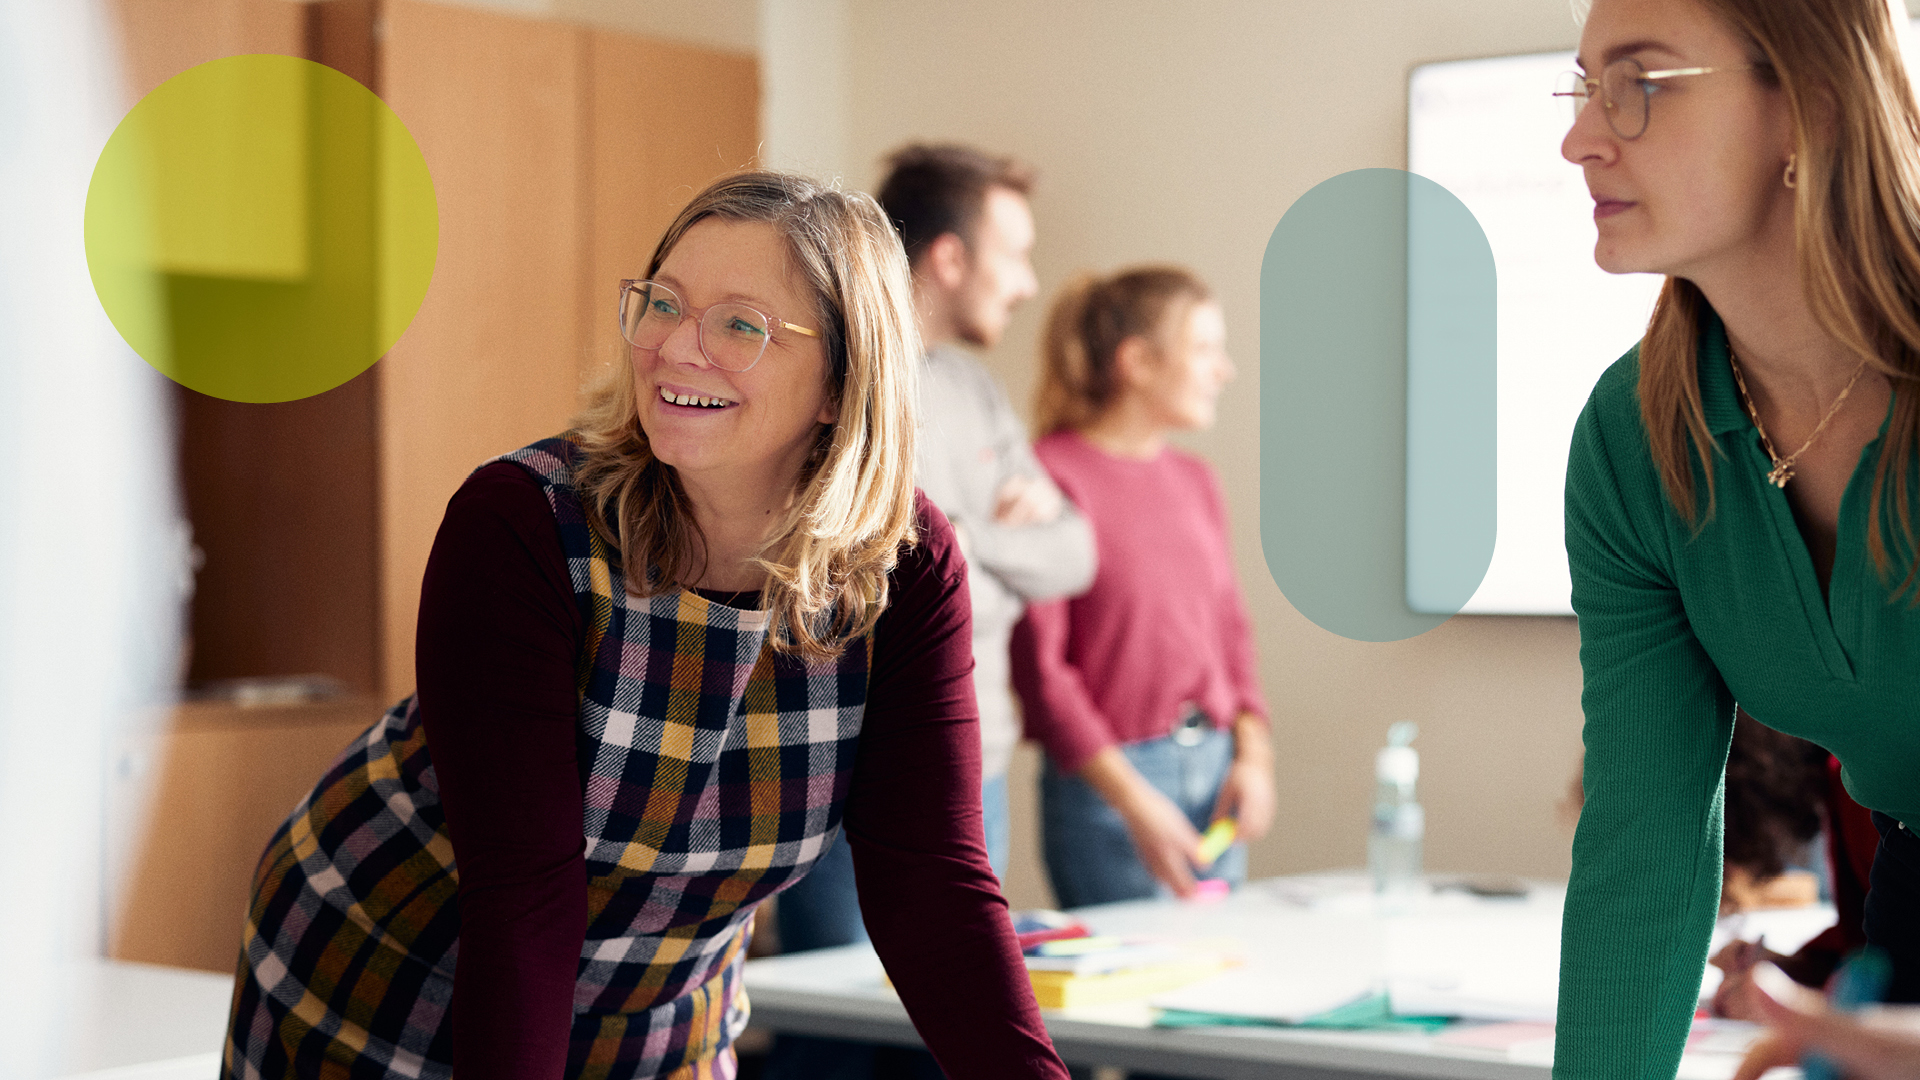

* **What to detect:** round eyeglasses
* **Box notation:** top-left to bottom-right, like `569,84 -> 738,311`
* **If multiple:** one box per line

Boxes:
618,279 -> 820,372
1554,58 -> 1760,140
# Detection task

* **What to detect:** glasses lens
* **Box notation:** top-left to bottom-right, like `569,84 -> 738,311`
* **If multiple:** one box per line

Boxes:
1603,60 -> 1650,139
621,281 -> 680,349
1556,71 -> 1591,123
700,304 -> 771,371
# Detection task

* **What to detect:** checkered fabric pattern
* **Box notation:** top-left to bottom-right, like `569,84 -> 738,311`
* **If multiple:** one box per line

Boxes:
224,436 -> 872,1080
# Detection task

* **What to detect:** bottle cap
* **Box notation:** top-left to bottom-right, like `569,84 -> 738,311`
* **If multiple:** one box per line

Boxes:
1377,745 -> 1419,785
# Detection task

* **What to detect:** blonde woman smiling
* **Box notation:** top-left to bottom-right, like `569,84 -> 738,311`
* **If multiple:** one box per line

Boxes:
223,173 -> 1070,1080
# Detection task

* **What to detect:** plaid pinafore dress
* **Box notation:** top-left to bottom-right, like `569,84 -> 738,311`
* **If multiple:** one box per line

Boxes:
224,437 -> 871,1080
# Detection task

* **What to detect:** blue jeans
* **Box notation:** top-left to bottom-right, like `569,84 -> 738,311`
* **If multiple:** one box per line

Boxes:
1041,726 -> 1245,909
773,773 -> 1009,951
762,775 -> 1009,1079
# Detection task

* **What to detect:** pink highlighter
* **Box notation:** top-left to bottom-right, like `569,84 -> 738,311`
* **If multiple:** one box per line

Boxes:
1190,878 -> 1230,902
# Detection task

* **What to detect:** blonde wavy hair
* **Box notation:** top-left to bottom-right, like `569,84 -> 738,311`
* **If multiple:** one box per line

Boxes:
1034,265 -> 1212,435
1640,0 -> 1920,596
571,171 -> 922,657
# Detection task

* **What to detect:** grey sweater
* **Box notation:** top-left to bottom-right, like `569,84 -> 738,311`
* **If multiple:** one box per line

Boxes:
915,345 -> 1097,780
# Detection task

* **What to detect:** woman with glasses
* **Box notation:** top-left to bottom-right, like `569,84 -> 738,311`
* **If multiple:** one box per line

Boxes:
1556,0 -> 1920,1077
222,172 -> 1071,1080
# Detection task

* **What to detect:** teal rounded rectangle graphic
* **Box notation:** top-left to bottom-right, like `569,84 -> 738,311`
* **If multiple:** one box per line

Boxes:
1260,168 -> 1495,642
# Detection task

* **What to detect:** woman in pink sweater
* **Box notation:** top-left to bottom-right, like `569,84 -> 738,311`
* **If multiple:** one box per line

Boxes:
1011,267 -> 1273,907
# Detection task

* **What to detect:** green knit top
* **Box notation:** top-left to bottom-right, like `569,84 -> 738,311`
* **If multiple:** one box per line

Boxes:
1558,308 -> 1920,1080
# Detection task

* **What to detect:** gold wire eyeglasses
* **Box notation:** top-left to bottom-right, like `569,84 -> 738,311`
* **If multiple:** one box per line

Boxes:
1554,58 -> 1762,140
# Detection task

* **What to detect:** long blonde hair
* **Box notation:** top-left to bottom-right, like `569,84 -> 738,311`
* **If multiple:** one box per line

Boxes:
1034,266 -> 1211,434
571,171 -> 922,657
1641,0 -> 1920,595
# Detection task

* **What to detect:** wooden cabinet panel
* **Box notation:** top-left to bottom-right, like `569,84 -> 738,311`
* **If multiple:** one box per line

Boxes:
178,380 -> 381,695
110,0 -> 304,104
580,33 -> 760,386
378,1 -> 587,701
377,8 -> 761,701
110,700 -> 379,973
112,0 -> 384,697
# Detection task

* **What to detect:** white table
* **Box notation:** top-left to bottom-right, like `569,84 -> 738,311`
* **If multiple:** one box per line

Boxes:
11,960 -> 235,1080
743,874 -> 1803,1080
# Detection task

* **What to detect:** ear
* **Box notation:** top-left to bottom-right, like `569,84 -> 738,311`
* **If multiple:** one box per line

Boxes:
920,232 -> 971,292
1112,334 -> 1159,392
816,396 -> 840,425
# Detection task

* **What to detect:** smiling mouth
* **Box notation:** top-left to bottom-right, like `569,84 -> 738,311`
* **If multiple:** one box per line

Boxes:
659,387 -> 738,409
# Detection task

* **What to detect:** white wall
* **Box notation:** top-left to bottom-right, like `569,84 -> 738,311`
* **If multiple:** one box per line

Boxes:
765,0 -> 1597,906
0,2 -> 185,1073
758,0 -> 848,178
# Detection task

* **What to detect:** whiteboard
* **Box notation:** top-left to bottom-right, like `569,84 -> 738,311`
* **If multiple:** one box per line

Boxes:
1408,25 -> 1920,615
1408,50 -> 1661,616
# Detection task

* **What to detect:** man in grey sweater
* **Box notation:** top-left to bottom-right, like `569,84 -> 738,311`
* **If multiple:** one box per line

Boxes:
884,144 -> 1097,862
765,145 -> 1095,1079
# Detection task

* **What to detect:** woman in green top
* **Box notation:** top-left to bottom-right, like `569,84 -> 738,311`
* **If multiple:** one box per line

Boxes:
1556,0 -> 1920,1077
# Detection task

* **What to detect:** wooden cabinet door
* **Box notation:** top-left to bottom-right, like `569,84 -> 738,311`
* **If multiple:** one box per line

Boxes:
377,2 -> 761,702
579,32 -> 760,385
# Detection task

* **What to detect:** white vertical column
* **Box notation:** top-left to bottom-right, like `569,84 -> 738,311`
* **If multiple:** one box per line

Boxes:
758,0 -> 851,184
0,1 -> 185,1075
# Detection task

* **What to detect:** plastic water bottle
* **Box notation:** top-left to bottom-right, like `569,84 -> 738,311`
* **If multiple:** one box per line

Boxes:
1369,722 -> 1424,910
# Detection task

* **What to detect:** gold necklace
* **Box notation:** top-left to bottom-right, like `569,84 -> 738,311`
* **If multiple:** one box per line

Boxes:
1727,350 -> 1870,488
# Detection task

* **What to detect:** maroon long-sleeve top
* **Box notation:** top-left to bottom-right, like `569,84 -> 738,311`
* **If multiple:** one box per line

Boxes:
416,462 -> 1068,1080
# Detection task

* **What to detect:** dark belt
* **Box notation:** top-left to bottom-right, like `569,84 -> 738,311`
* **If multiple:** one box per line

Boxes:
1171,703 -> 1210,747
1874,811 -> 1917,846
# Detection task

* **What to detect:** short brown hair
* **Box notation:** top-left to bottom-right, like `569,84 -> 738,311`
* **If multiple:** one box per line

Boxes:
876,143 -> 1035,266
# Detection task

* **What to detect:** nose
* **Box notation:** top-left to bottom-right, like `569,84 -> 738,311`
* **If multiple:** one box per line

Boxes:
658,312 -> 710,368
1017,257 -> 1040,302
1561,91 -> 1619,169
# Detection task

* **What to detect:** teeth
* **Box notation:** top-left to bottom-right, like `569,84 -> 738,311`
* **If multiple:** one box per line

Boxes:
659,388 -> 733,408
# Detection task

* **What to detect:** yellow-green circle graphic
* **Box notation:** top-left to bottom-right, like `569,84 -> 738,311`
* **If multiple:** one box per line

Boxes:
85,54 -> 438,403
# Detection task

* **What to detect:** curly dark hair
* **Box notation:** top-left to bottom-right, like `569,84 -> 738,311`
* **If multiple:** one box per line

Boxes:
1723,710 -> 1829,881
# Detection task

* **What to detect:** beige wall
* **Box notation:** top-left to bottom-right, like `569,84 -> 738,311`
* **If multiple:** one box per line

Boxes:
416,0 -> 759,54
769,1 -> 1596,907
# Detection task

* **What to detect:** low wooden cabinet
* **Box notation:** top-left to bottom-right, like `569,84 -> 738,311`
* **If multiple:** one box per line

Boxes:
110,699 -> 380,973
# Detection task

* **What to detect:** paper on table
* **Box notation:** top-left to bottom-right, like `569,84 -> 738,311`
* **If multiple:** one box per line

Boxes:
1150,969 -> 1377,1024
1025,943 -> 1189,976
1388,983 -> 1557,1024
1385,908 -> 1561,1022
1709,906 -> 1837,958
1435,1021 -> 1556,1050
1699,905 -> 1838,1003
